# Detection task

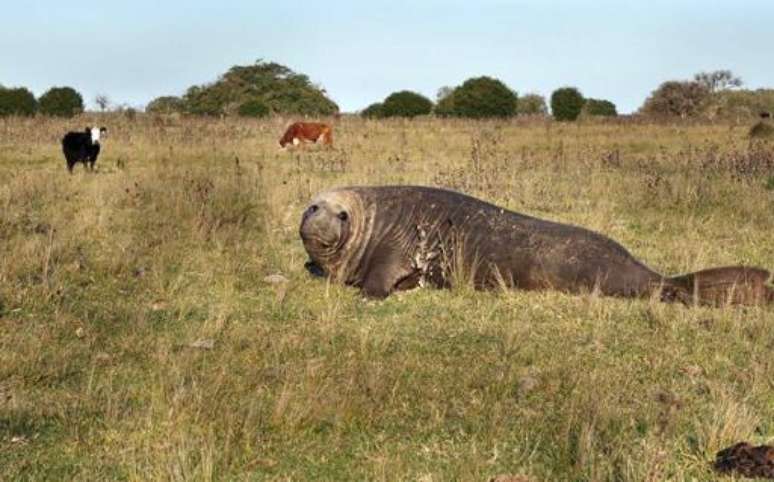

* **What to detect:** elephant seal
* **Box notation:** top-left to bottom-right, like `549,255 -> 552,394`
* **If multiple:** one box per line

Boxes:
299,185 -> 774,305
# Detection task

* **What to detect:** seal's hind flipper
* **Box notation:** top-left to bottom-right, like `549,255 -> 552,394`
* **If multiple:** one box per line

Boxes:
666,266 -> 773,306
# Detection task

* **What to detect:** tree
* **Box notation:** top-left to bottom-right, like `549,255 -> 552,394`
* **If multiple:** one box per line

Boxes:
360,102 -> 384,118
39,87 -> 84,117
436,86 -> 454,103
693,70 -> 742,93
146,96 -> 185,114
380,90 -> 433,118
550,87 -> 585,121
639,81 -> 709,118
702,88 -> 774,120
237,99 -> 269,117
583,98 -> 617,117
435,91 -> 457,117
435,76 -> 517,118
182,59 -> 338,116
94,94 -> 111,112
517,93 -> 548,115
0,86 -> 37,116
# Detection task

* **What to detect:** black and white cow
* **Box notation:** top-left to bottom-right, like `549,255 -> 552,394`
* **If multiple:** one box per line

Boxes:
62,127 -> 107,173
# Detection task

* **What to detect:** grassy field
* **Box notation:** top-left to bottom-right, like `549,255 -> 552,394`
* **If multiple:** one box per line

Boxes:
1,114 -> 773,481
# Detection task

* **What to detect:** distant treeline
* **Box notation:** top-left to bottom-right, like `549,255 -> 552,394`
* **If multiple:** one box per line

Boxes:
3,62 -> 772,121
0,86 -> 85,118
361,69 -> 772,121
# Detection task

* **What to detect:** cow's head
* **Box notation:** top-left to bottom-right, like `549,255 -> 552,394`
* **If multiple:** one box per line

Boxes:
87,126 -> 108,144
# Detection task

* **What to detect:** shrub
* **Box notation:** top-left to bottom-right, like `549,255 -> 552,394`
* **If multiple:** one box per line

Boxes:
183,60 -> 338,116
0,86 -> 37,116
146,96 -> 185,114
380,91 -> 433,118
517,93 -> 548,115
435,91 -> 457,117
123,107 -> 138,120
639,81 -> 709,118
38,87 -> 84,117
551,87 -> 585,121
237,99 -> 270,117
750,121 -> 774,140
701,88 -> 774,120
583,98 -> 617,117
361,102 -> 385,118
436,76 -> 517,118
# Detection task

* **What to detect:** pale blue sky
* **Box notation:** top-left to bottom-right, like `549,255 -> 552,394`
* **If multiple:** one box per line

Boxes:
1,1 -> 771,113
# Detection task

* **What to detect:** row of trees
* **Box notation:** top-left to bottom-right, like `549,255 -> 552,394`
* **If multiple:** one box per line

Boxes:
4,64 -> 765,121
2,61 -> 338,119
361,78 -> 617,121
0,86 -> 85,117
359,69 -> 768,121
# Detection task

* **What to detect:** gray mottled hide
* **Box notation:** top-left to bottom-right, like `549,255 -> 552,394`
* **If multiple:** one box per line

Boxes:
300,186 -> 774,305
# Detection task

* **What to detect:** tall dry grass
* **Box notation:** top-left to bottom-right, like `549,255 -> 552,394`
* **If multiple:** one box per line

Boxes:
0,113 -> 773,481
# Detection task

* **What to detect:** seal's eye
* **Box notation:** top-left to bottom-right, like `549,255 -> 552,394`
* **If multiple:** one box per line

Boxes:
309,205 -> 319,213
337,211 -> 348,222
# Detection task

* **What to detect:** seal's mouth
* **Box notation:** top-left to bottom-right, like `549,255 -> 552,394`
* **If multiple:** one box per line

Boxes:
299,218 -> 336,250
301,235 -> 334,250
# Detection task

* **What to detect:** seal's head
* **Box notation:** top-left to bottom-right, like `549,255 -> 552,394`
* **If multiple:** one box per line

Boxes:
299,189 -> 372,282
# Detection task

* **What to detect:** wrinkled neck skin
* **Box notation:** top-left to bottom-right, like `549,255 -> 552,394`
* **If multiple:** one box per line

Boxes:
333,187 -> 462,289
307,189 -> 375,284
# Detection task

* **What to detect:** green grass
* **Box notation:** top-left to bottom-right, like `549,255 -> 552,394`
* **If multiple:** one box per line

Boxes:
1,114 -> 773,481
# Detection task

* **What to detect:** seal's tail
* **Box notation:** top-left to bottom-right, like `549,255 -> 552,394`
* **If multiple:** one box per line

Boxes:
662,266 -> 774,306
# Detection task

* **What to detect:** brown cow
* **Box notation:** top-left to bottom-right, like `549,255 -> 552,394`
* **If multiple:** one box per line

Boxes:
279,122 -> 333,148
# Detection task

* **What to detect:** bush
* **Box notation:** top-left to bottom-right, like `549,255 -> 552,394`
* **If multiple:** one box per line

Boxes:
183,60 -> 338,116
38,87 -> 84,117
380,91 -> 433,118
361,102 -> 384,118
551,87 -> 585,121
146,96 -> 185,114
639,81 -> 709,118
123,107 -> 138,120
0,86 -> 37,116
436,76 -> 517,118
750,121 -> 774,140
583,98 -> 617,117
517,93 -> 548,115
701,88 -> 774,120
435,92 -> 457,117
237,99 -> 270,117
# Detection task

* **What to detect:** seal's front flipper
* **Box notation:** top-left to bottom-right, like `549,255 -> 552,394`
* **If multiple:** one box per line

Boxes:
361,251 -> 412,299
666,266 -> 774,306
